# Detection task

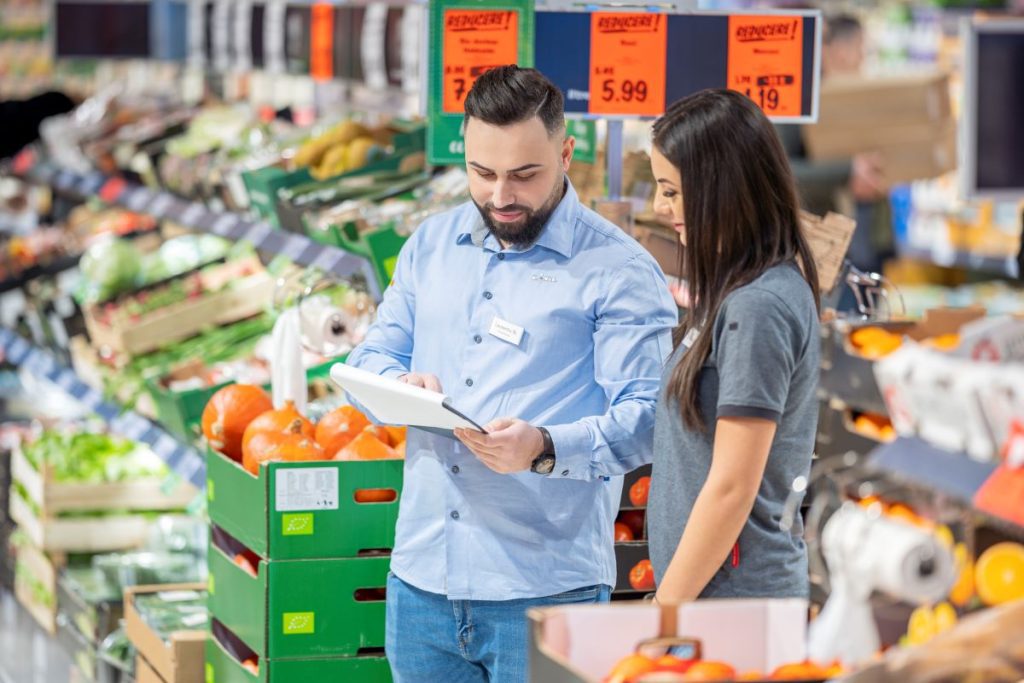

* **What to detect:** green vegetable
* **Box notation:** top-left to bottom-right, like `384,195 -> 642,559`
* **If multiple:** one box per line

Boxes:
21,430 -> 165,484
78,237 -> 142,303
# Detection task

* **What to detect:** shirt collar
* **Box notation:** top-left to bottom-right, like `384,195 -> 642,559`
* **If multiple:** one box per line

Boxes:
457,177 -> 579,259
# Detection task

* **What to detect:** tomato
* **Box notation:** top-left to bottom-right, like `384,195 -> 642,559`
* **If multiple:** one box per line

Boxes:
630,476 -> 652,507
629,559 -> 656,591
615,522 -> 635,542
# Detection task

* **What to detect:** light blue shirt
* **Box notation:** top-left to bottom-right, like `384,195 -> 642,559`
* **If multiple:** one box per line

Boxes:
347,179 -> 677,600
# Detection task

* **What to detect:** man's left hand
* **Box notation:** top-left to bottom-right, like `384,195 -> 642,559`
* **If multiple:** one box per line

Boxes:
454,419 -> 544,474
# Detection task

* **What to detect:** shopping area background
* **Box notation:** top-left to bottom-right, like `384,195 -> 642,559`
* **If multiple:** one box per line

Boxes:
1,1 -> 1024,682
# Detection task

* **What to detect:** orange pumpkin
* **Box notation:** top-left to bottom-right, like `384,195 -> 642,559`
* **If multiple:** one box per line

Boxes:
335,428 -> 399,461
384,425 -> 407,446
241,658 -> 259,675
606,654 -> 658,683
354,488 -> 398,503
276,436 -> 325,464
241,401 -> 314,456
201,384 -> 273,461
315,405 -> 370,457
242,432 -> 325,475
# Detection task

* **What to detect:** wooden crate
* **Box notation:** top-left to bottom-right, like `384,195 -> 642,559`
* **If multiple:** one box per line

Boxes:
13,540 -> 60,634
83,269 -> 274,357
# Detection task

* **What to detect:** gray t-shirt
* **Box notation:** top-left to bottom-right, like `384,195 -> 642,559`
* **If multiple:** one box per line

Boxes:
648,263 -> 820,599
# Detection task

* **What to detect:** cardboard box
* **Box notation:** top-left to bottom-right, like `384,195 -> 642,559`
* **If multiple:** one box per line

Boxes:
812,71 -> 952,127
205,624 -> 392,683
206,447 -> 402,560
125,583 -> 207,683
529,599 -> 808,682
207,535 -> 388,660
804,72 -> 956,184
136,654 -> 165,683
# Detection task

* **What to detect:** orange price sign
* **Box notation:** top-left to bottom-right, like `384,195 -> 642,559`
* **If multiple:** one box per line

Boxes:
588,13 -> 667,117
442,9 -> 519,115
727,15 -> 804,117
310,3 -> 335,81
98,177 -> 127,204
12,148 -> 35,175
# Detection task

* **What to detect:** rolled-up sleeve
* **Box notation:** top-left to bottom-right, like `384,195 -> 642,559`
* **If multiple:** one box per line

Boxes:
546,253 -> 677,480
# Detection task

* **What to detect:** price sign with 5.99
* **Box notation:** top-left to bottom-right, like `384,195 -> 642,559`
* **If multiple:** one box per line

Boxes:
588,13 -> 666,117
727,15 -> 804,117
442,9 -> 519,114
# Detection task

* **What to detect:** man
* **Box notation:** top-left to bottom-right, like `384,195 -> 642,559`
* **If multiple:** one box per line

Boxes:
777,13 -> 892,278
347,66 -> 676,682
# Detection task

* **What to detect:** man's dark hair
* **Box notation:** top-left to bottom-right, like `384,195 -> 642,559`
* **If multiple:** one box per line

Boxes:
463,65 -> 565,136
824,13 -> 863,45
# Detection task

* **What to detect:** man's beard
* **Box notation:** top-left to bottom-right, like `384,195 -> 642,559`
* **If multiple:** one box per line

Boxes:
473,180 -> 565,249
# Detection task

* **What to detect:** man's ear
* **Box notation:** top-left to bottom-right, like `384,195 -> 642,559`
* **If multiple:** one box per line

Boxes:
562,135 -> 576,172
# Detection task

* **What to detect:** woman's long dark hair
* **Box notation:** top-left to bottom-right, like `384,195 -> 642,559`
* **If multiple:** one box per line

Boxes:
653,89 -> 820,431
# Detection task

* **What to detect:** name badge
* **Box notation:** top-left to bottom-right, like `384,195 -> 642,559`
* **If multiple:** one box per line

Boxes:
489,317 -> 525,346
682,327 -> 700,349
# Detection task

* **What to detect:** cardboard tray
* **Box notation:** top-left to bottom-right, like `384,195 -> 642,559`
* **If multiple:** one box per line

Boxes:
124,583 -> 207,683
205,447 -> 402,561
207,530 -> 388,660
529,599 -> 809,683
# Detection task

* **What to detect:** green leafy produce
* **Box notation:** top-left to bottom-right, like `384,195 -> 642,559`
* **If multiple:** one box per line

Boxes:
78,237 -> 142,303
21,430 -> 165,484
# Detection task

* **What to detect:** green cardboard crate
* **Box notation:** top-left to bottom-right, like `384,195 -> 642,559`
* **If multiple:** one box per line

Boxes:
208,541 -> 388,660
147,359 -> 340,443
304,221 -> 407,292
205,627 -> 392,683
206,447 -> 402,560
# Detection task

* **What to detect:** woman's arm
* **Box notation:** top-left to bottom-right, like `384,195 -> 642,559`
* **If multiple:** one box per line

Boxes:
655,416 -> 776,604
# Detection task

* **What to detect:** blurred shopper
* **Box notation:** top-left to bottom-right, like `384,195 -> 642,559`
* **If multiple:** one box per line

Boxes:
777,13 -> 893,277
648,90 -> 821,602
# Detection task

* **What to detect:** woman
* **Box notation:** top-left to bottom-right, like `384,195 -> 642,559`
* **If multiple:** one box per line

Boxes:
647,89 -> 821,603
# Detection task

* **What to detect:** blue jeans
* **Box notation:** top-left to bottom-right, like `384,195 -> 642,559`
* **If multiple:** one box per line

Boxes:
385,573 -> 611,683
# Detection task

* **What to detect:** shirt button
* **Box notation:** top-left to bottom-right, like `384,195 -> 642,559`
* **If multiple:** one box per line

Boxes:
473,335 -> 482,344
451,511 -> 460,520
451,465 -> 460,474
497,253 -> 505,260
561,470 -> 570,477
483,291 -> 493,300
465,379 -> 474,387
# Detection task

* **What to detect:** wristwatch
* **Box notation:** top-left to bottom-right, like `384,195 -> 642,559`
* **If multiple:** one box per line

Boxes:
531,427 -> 556,475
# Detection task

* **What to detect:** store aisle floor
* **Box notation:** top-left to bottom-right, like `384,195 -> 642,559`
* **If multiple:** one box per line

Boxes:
0,588 -> 71,683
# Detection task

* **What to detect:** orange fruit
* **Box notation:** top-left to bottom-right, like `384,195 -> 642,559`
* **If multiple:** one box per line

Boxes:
770,660 -> 830,680
887,504 -> 929,528
314,405 -> 370,457
334,427 -> 399,461
849,327 -> 890,348
683,661 -> 736,681
606,654 -> 658,683
949,543 -> 975,607
975,542 -> 1024,606
858,495 -> 887,513
925,333 -> 960,351
824,661 -> 846,679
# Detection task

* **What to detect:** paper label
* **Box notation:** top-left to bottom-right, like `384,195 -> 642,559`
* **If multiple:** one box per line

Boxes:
275,467 -> 339,511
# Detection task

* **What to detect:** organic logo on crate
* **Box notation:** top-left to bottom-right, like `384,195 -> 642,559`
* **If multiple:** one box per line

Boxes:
205,662 -> 215,683
282,513 -> 314,536
207,479 -> 215,501
283,612 -> 316,635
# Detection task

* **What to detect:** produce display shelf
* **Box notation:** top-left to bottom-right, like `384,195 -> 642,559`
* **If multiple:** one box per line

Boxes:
868,436 -> 1024,537
895,242 -> 1019,279
0,327 -> 204,488
12,149 -> 384,301
0,254 -> 82,295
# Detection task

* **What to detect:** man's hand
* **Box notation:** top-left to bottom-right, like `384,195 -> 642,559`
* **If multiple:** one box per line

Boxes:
454,418 -> 545,475
398,373 -> 443,393
850,152 -> 888,202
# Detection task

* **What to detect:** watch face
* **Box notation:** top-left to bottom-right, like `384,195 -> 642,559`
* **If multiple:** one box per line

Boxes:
533,454 -> 556,474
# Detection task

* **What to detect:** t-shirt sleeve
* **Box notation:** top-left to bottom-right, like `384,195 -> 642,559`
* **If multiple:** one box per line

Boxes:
714,288 -> 805,423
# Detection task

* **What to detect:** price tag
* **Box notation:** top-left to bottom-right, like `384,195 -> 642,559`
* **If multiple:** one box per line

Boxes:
727,15 -> 804,117
441,9 -> 519,114
588,13 -> 667,117
310,3 -> 335,81
12,148 -> 36,175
